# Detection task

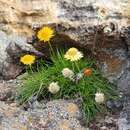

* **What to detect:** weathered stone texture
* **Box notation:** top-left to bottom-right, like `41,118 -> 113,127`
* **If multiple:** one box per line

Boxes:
0,31 -> 42,79
0,0 -> 130,128
0,100 -> 85,130
0,0 -> 128,36
0,0 -> 130,90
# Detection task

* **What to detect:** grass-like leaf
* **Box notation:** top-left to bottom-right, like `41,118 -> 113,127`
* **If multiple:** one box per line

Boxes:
18,50 -> 118,122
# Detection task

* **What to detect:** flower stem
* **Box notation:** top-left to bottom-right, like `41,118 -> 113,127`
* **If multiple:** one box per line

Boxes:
29,65 -> 33,73
72,62 -> 75,72
48,41 -> 54,55
75,61 -> 80,72
36,82 -> 43,99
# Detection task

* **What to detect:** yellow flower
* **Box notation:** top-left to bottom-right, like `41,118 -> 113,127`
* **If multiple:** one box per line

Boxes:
20,54 -> 36,65
21,127 -> 27,130
64,48 -> 83,61
37,26 -> 54,42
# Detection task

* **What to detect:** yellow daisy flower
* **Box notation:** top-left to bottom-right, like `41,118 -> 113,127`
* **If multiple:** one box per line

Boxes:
20,54 -> 36,65
64,48 -> 83,61
37,26 -> 54,42
21,127 -> 27,130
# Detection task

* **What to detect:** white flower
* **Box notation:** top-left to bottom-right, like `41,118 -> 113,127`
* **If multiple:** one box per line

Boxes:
74,73 -> 84,84
48,82 -> 60,94
64,48 -> 83,61
103,26 -> 112,34
76,73 -> 83,80
95,92 -> 105,104
62,68 -> 74,79
75,73 -> 83,83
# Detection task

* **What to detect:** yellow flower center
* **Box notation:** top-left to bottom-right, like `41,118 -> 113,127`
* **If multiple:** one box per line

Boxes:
20,54 -> 36,65
67,48 -> 78,56
64,47 -> 83,61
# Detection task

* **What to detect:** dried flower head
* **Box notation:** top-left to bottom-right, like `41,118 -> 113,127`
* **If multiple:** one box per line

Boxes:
20,54 -> 36,65
95,92 -> 105,104
98,6 -> 108,20
48,82 -> 60,94
37,26 -> 54,42
75,73 -> 83,83
84,68 -> 92,76
62,68 -> 74,79
103,26 -> 112,34
76,73 -> 83,80
64,48 -> 83,61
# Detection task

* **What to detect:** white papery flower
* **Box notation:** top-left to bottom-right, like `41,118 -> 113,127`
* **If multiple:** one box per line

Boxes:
103,26 -> 112,34
95,92 -> 105,104
76,73 -> 83,80
64,48 -> 83,61
62,68 -> 74,79
48,82 -> 60,94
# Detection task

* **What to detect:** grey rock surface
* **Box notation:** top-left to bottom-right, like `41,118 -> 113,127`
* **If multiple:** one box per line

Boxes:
0,100 -> 86,130
0,0 -> 129,91
117,71 -> 130,95
118,97 -> 130,130
0,0 -> 128,36
0,31 -> 42,80
0,0 -> 130,128
0,78 -> 127,130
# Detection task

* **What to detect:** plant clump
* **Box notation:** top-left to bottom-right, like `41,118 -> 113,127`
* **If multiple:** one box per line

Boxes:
18,26 -> 118,122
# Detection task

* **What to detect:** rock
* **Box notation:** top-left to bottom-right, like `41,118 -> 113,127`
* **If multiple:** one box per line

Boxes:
0,0 -> 129,92
117,72 -> 130,95
0,31 -> 43,80
106,100 -> 115,109
24,0 -> 130,95
0,0 -> 128,36
33,25 -> 130,95
0,100 -> 86,130
100,126 -> 109,130
0,0 -> 130,129
106,99 -> 123,111
89,112 -> 119,130
118,97 -> 130,130
0,80 -> 17,102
